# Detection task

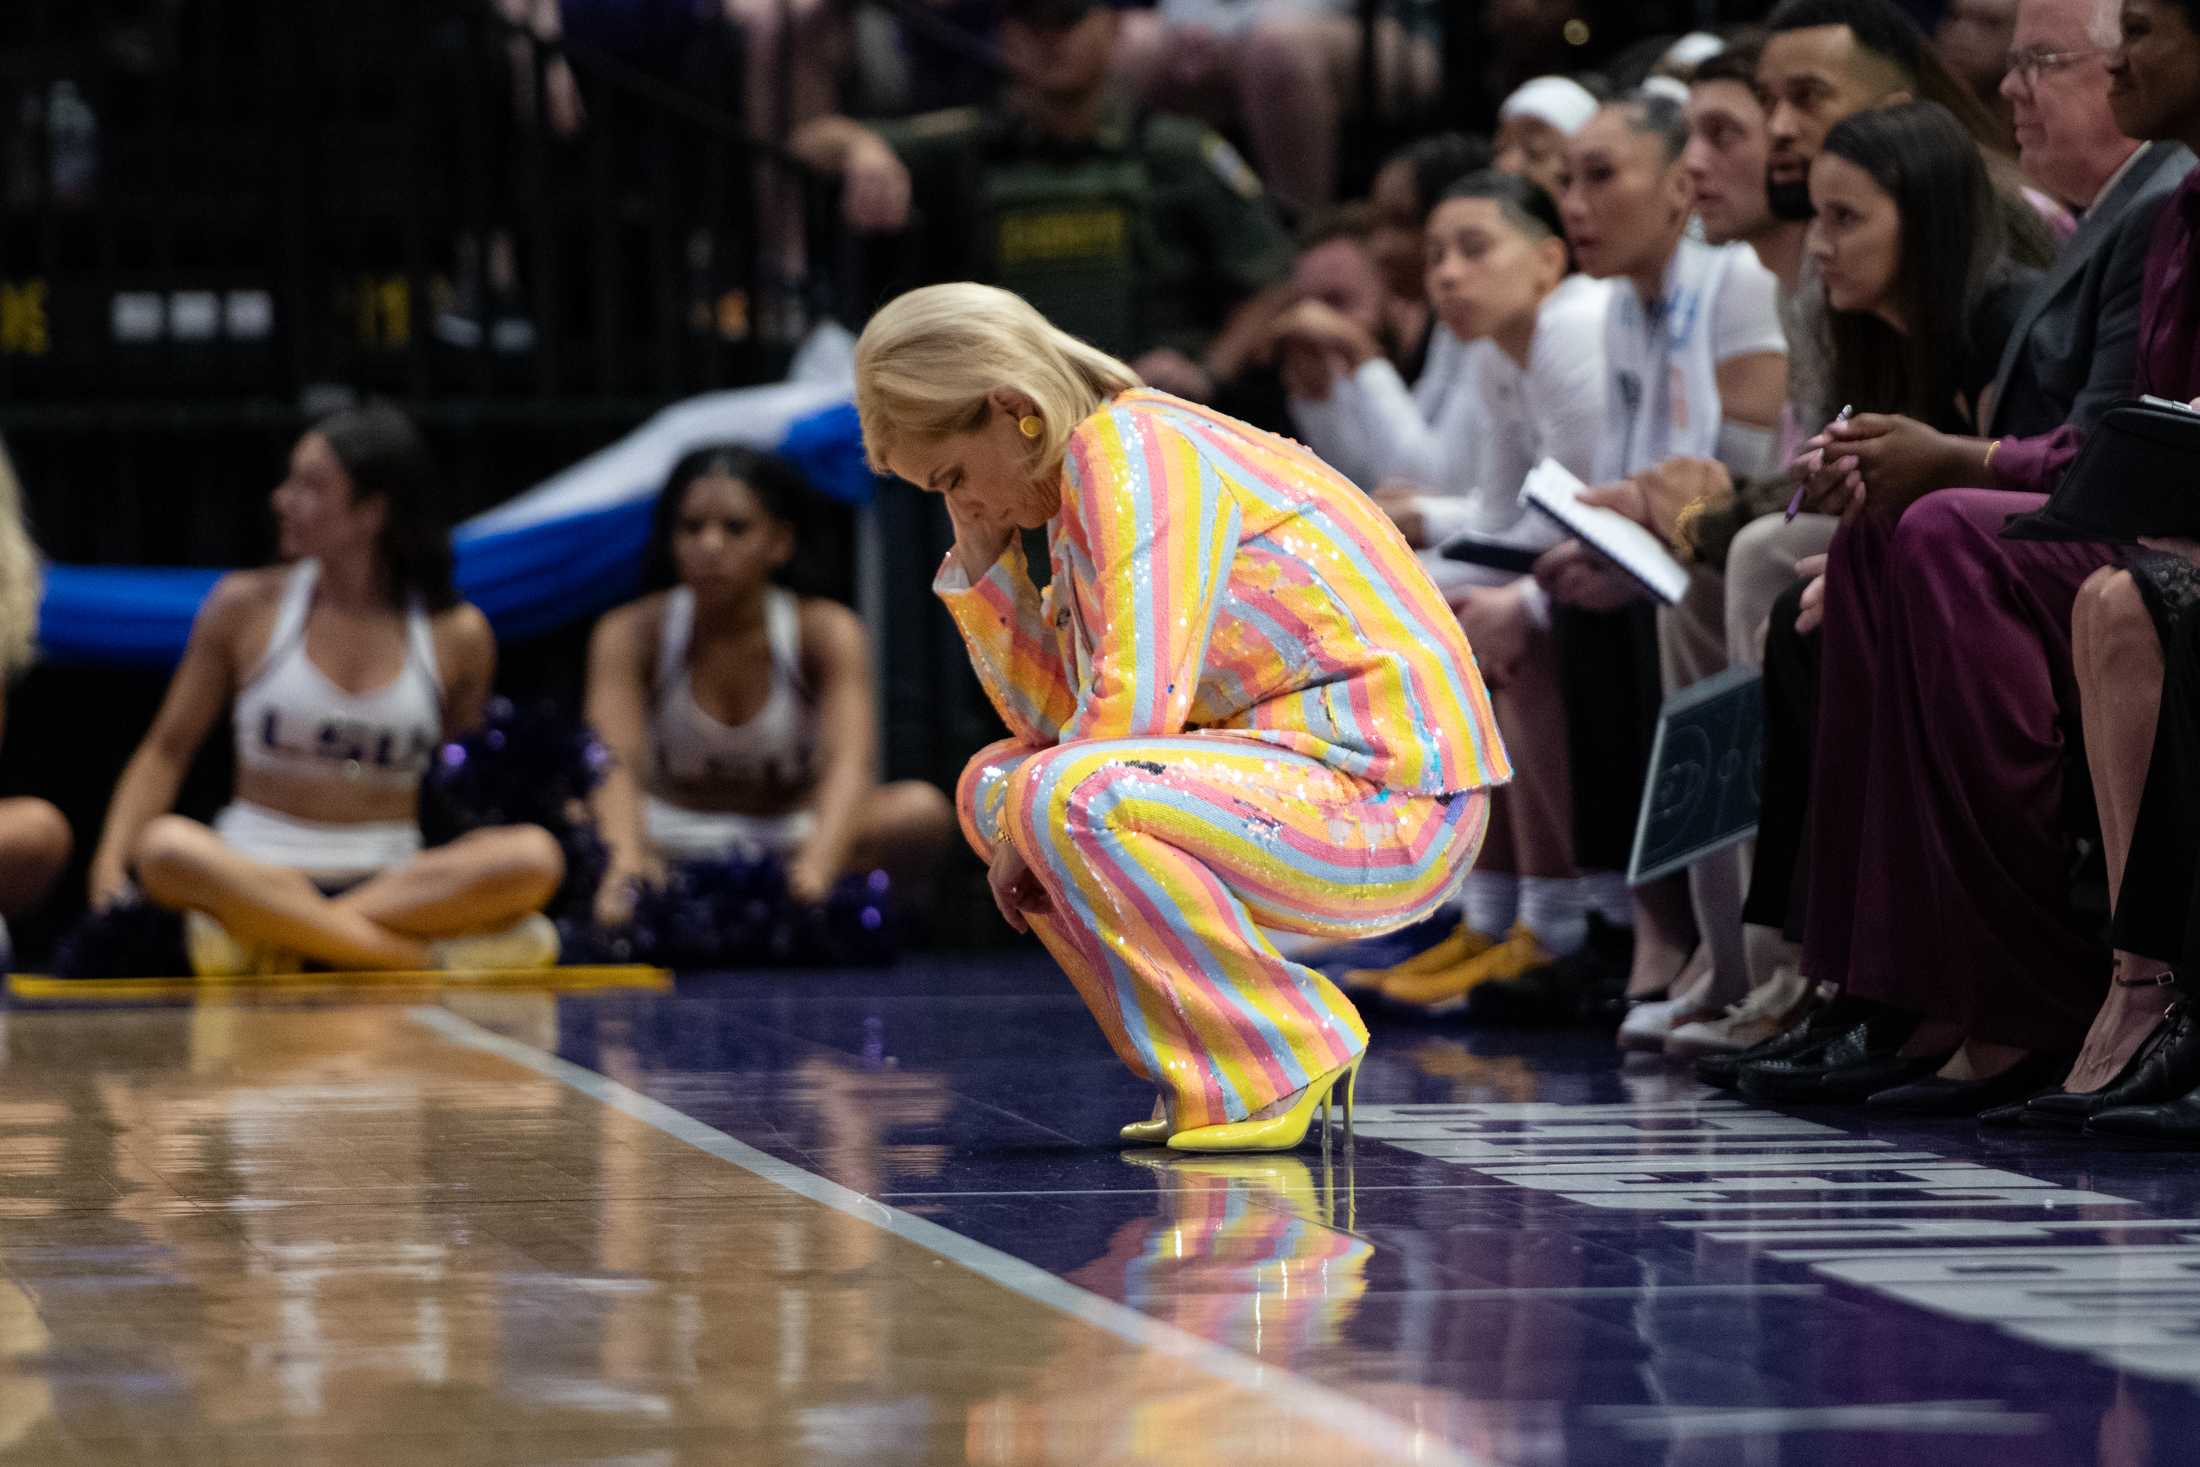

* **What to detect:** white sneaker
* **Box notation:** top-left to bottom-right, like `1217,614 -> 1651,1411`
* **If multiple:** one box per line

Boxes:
1616,964 -> 1717,1053
1666,966 -> 1812,1059
430,914 -> 560,972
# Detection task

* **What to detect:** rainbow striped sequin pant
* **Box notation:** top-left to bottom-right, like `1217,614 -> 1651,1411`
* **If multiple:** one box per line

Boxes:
958,733 -> 1489,1129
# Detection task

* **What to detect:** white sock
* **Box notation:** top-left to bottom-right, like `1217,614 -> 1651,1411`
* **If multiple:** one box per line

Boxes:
1519,876 -> 1590,957
1582,871 -> 1634,927
1458,871 -> 1519,939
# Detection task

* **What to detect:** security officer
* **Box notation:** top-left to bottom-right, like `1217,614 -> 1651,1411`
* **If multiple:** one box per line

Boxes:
794,0 -> 1294,399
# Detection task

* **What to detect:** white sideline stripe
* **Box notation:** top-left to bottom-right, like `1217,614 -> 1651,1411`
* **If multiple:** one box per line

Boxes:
409,1005 -> 1480,1467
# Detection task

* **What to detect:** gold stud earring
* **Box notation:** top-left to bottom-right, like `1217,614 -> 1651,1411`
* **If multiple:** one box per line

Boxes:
1018,415 -> 1044,440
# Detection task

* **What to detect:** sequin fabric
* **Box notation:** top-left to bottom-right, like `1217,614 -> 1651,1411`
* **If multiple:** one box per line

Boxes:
959,735 -> 1490,1128
936,392 -> 1505,1127
937,390 -> 1510,794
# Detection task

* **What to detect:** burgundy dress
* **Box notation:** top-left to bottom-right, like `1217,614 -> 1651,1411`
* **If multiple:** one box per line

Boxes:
1800,170 -> 2200,1048
2111,175 -> 2200,970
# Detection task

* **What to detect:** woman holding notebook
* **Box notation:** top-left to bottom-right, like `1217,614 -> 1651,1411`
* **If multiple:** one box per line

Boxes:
1521,89 -> 1790,1026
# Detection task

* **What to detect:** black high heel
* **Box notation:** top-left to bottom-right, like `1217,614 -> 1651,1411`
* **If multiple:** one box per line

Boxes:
2019,985 -> 2193,1131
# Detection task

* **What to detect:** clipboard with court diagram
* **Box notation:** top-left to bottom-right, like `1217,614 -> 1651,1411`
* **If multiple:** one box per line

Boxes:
1628,666 -> 1765,886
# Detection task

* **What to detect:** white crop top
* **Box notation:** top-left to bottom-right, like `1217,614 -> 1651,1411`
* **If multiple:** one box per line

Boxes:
232,560 -> 445,790
648,585 -> 819,803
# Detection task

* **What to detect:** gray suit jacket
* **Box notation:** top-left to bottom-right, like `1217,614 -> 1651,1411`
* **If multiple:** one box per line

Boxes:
1986,141 -> 2195,443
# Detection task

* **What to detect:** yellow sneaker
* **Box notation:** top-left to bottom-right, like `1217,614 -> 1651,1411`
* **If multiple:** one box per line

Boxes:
1337,922 -> 1495,992
1380,922 -> 1554,1013
430,914 -> 560,971
183,912 -> 299,978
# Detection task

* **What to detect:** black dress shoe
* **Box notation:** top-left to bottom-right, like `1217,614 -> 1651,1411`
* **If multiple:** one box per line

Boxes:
1693,990 -> 1849,1090
1866,1052 -> 2075,1117
1977,1099 -> 2031,1128
1738,1006 -> 1933,1105
2021,1003 -> 2200,1130
2085,1087 -> 2200,1142
1465,914 -> 1633,1028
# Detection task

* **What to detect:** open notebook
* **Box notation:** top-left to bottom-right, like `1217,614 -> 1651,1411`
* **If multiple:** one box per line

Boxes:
1518,459 -> 1692,606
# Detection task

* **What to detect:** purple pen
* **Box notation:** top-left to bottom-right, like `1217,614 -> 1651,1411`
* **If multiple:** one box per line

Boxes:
1786,402 -> 1855,521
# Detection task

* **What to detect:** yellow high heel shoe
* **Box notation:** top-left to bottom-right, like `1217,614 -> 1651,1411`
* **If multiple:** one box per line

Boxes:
1165,1052 -> 1363,1154
1118,1094 -> 1176,1145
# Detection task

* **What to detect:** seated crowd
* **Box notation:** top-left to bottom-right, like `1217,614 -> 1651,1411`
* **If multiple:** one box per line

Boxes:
3,0 -> 2199,1147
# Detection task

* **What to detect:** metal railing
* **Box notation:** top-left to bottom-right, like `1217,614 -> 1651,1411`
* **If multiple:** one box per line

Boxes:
0,0 -> 859,563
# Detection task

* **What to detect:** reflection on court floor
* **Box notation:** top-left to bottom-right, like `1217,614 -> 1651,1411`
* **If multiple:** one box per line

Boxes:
1,953 -> 2196,1465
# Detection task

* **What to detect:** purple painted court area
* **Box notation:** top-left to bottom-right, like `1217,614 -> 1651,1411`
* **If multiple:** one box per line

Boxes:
548,951 -> 2200,1467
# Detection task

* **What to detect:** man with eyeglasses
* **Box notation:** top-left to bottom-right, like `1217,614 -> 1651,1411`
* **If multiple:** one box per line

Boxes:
1735,0 -> 2195,1108
1794,0 -> 2189,515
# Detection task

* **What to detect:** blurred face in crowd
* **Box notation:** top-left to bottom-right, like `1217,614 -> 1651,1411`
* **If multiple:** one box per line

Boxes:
1685,77 -> 1776,243
1367,159 -> 1431,301
1806,152 -> 1905,322
1293,235 -> 1389,340
885,395 -> 1063,535
1001,8 -> 1118,102
1760,24 -> 1911,218
1424,196 -> 1567,353
272,432 -> 385,565
670,474 -> 792,597
1559,107 -> 1691,282
2003,0 -> 2131,206
2107,0 -> 2200,141
1494,113 -> 1572,200
1940,0 -> 2023,98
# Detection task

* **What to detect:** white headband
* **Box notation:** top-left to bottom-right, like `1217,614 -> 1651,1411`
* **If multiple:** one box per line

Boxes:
1498,76 -> 1601,138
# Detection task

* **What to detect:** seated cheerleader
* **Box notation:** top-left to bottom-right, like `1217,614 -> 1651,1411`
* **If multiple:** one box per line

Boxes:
586,444 -> 954,932
0,441 -> 71,953
85,404 -> 565,974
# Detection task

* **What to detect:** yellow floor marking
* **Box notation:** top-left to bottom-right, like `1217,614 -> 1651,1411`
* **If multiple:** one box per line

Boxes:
6,965 -> 670,1001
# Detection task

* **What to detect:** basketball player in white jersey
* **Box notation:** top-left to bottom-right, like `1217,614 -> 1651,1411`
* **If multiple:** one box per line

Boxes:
86,405 -> 566,974
586,444 -> 953,930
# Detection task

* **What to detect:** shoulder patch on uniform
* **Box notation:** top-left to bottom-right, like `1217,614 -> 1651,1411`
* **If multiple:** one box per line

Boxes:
1200,134 -> 1265,201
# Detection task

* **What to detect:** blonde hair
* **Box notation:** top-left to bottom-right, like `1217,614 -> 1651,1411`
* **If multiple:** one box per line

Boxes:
853,283 -> 1142,483
0,441 -> 41,677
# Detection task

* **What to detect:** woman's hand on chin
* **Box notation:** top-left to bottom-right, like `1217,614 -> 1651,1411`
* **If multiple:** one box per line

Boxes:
945,496 -> 1018,580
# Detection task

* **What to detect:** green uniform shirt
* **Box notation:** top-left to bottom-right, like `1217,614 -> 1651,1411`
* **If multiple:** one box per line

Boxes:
876,104 -> 1293,360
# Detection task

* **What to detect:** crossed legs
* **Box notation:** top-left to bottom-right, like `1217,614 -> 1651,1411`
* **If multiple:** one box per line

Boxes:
135,816 -> 563,971
0,798 -> 70,920
2065,568 -> 2175,1091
